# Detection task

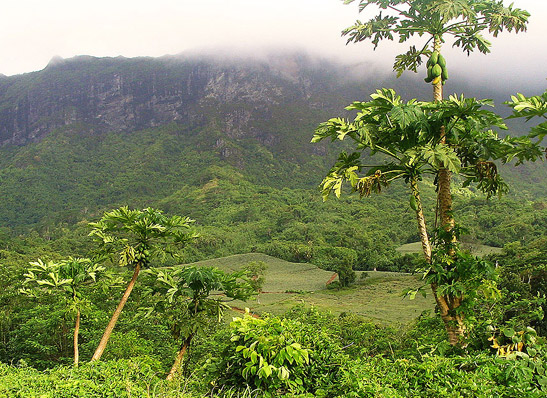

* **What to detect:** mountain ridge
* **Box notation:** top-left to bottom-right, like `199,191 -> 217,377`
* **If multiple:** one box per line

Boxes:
0,51 -> 524,148
0,51 -> 544,233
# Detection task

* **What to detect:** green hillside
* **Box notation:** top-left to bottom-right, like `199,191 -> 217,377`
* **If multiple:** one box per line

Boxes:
0,121 -> 545,274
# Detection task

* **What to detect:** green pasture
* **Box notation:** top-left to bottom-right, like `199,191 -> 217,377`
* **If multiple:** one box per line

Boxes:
185,253 -> 435,325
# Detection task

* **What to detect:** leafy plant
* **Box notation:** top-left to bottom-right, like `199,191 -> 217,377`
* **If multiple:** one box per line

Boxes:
145,266 -> 255,380
241,261 -> 267,293
88,206 -> 197,361
20,257 -> 104,366
313,88 -> 541,343
208,311 -> 349,397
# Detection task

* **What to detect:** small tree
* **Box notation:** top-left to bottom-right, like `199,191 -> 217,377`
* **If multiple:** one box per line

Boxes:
242,261 -> 268,293
21,257 -> 104,366
146,266 -> 255,380
313,246 -> 357,287
89,206 -> 197,361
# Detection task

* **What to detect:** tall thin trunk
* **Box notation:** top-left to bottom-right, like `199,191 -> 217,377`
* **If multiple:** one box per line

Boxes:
91,262 -> 142,361
166,335 -> 193,381
432,36 -> 455,241
431,36 -> 463,346
74,309 -> 80,366
437,162 -> 455,238
410,177 -> 432,263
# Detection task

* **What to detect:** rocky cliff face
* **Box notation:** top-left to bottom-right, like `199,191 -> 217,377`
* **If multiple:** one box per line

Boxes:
0,53 -> 348,147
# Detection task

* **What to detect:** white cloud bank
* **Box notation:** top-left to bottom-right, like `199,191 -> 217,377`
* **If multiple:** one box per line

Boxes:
0,0 -> 545,92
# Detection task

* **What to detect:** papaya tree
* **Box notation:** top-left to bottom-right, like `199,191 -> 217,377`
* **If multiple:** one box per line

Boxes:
341,0 -> 530,246
89,206 -> 197,361
314,0 -> 532,344
341,0 -> 530,245
21,257 -> 105,366
145,266 -> 255,380
313,87 -> 543,344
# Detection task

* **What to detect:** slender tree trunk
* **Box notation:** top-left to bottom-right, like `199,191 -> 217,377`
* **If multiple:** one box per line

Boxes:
412,176 -> 465,344
431,37 -> 464,346
166,335 -> 193,381
91,262 -> 142,361
410,177 -> 432,263
74,309 -> 80,366
432,36 -> 455,241
437,162 -> 455,238
431,284 -> 466,346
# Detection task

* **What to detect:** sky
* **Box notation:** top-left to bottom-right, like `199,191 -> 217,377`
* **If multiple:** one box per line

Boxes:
0,0 -> 545,91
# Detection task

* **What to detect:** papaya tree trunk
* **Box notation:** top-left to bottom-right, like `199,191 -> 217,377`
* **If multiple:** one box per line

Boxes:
437,164 -> 455,236
432,37 -> 455,242
432,37 -> 443,103
433,38 -> 454,237
410,177 -> 432,263
91,262 -> 142,361
431,284 -> 466,346
431,36 -> 463,345
74,309 -> 80,367
166,335 -> 193,381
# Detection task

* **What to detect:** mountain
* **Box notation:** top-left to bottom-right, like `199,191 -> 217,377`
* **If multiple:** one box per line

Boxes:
0,53 -> 355,147
0,52 -> 544,254
1,51 -> 522,148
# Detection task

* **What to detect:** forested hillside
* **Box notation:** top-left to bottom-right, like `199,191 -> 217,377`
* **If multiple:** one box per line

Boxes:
0,43 -> 546,397
0,52 -> 544,231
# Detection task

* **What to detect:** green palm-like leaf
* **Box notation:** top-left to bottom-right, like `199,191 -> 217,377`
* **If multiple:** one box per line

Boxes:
313,88 -> 542,201
89,206 -> 197,269
145,265 -> 254,341
342,0 -> 529,74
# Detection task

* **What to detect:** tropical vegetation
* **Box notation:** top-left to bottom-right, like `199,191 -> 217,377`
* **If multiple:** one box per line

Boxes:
0,0 -> 546,396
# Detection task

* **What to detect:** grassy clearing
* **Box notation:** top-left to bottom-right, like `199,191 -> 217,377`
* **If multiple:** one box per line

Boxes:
397,241 -> 503,256
185,253 -> 435,325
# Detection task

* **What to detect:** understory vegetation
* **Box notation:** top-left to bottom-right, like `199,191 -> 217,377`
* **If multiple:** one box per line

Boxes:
0,206 -> 546,397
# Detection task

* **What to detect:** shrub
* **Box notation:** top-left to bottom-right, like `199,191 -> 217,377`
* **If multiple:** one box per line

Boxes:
207,312 -> 345,396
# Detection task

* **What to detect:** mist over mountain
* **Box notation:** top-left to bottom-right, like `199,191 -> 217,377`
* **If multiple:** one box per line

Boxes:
0,51 -> 543,231
0,51 -> 522,148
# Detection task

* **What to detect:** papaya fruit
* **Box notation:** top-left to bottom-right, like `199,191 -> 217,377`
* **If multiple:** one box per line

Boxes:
437,54 -> 446,68
427,66 -> 434,79
430,51 -> 439,65
432,64 -> 442,77
441,67 -> 448,81
432,76 -> 442,85
409,195 -> 417,211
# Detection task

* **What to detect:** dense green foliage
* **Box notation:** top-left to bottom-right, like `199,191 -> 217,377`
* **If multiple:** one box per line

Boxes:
0,124 -> 544,273
0,204 -> 545,395
2,306 -> 547,397
0,3 -> 545,394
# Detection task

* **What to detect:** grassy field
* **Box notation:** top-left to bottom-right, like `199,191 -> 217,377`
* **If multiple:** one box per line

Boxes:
397,241 -> 503,256
185,253 -> 435,325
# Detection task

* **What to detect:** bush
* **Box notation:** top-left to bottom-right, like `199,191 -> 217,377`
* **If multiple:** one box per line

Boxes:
313,246 -> 357,287
206,312 -> 346,396
0,357 -> 166,398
